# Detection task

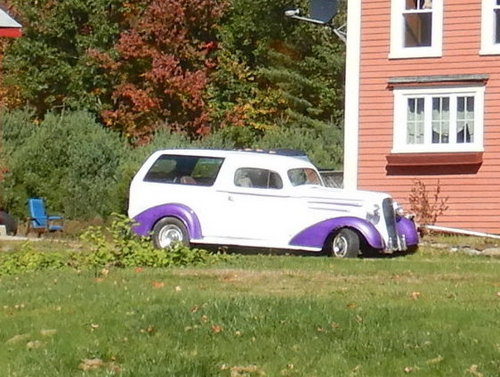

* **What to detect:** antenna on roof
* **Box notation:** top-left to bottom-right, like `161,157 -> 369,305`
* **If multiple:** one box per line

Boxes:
284,0 -> 346,43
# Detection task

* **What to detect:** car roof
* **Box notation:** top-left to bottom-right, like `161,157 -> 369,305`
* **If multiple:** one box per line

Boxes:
150,148 -> 313,167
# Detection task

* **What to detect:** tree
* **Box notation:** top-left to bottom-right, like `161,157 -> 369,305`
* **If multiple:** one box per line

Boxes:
0,0 -> 125,116
91,0 -> 226,143
208,0 -> 346,166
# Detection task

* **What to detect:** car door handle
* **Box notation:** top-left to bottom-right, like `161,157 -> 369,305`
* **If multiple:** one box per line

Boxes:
227,195 -> 234,201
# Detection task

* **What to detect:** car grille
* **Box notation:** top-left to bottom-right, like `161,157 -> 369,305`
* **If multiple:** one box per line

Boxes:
382,198 -> 404,251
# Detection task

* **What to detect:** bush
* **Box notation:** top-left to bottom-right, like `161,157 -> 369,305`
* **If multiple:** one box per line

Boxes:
256,124 -> 343,169
1,109 -> 126,219
0,214 -> 231,277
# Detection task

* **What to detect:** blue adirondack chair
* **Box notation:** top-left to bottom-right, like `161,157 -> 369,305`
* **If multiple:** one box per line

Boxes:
26,198 -> 63,236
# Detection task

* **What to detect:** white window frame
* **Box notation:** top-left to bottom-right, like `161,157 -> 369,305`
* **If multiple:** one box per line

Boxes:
389,0 -> 443,59
480,0 -> 500,55
392,86 -> 485,153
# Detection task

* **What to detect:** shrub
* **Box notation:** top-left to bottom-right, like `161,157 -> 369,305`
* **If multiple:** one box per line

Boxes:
1,110 -> 126,219
80,214 -> 227,268
408,179 -> 449,229
256,124 -> 343,169
0,214 -> 231,276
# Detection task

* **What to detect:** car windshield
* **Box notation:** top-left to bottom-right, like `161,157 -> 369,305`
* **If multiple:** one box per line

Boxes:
287,168 -> 322,186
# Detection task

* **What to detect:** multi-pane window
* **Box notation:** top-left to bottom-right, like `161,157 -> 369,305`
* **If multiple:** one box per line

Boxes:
481,0 -> 500,54
394,87 -> 484,153
431,97 -> 450,144
403,0 -> 433,47
406,98 -> 424,144
390,0 -> 442,58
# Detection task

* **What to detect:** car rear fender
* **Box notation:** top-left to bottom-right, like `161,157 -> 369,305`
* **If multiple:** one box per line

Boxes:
131,203 -> 202,240
289,216 -> 384,250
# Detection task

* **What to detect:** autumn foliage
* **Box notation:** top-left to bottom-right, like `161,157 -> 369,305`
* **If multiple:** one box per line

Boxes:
91,0 -> 226,143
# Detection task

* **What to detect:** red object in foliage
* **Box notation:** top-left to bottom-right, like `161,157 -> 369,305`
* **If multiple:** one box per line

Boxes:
0,28 -> 21,37
0,9 -> 22,38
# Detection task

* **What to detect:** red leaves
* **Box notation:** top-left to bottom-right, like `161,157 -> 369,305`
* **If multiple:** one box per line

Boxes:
95,0 -> 226,142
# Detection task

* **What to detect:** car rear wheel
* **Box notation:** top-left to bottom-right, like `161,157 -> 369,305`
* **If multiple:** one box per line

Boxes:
328,228 -> 360,258
152,217 -> 189,249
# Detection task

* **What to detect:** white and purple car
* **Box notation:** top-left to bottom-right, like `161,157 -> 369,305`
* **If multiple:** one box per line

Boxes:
128,149 -> 418,258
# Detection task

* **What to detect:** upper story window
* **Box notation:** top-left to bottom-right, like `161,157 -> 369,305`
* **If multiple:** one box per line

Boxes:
390,0 -> 443,59
480,0 -> 500,54
392,86 -> 485,153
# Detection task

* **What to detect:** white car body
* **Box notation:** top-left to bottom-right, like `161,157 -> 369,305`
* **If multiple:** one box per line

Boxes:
129,149 -> 418,256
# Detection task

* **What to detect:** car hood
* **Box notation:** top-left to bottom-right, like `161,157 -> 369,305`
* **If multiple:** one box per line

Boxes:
292,185 -> 392,209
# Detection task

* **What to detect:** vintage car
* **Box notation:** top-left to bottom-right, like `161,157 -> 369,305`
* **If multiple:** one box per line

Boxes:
128,149 -> 418,257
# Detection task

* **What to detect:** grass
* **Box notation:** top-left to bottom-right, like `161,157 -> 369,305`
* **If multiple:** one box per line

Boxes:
0,243 -> 499,377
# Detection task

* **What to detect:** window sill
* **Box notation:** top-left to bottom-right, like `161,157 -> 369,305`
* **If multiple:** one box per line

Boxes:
479,47 -> 500,56
386,152 -> 483,167
388,48 -> 442,60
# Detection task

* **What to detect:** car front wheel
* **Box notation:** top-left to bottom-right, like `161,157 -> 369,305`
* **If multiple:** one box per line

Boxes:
328,228 -> 360,258
152,217 -> 189,249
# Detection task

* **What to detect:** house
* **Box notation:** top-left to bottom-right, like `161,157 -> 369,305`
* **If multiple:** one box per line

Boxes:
344,0 -> 500,233
0,7 -> 21,37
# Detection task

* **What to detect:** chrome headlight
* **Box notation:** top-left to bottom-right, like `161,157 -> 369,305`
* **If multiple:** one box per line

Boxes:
393,201 -> 406,217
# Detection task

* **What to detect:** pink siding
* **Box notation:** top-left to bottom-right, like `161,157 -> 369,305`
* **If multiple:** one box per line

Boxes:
358,0 -> 500,233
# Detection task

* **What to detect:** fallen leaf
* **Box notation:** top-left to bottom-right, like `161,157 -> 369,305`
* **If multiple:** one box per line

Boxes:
151,281 -> 165,289
77,357 -> 122,373
40,329 -> 57,337
466,364 -> 483,377
175,286 -> 182,292
410,291 -> 421,300
427,355 -> 444,364
140,325 -> 156,335
211,324 -> 223,333
26,340 -> 44,349
79,358 -> 104,371
6,334 -> 30,344
346,303 -> 357,309
134,267 -> 144,273
200,315 -> 209,323
220,364 -> 265,377
404,366 -> 414,373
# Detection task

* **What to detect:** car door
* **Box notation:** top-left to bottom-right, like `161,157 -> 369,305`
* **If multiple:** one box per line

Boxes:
213,167 -> 295,245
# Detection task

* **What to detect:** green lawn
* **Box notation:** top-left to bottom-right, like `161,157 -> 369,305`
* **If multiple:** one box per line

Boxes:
0,247 -> 499,377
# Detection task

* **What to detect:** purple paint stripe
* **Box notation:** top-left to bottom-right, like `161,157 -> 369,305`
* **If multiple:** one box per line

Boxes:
132,203 -> 202,240
289,217 -> 384,249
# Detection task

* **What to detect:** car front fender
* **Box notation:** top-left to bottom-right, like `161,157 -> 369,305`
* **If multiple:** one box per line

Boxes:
289,217 -> 384,250
396,216 -> 419,246
132,203 -> 202,240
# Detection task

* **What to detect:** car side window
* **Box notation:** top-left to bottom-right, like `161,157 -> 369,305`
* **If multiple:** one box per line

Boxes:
234,168 -> 283,189
144,155 -> 224,186
288,168 -> 322,186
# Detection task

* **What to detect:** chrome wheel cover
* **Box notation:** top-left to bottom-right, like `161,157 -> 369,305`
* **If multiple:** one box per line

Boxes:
332,234 -> 348,258
158,224 -> 183,248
